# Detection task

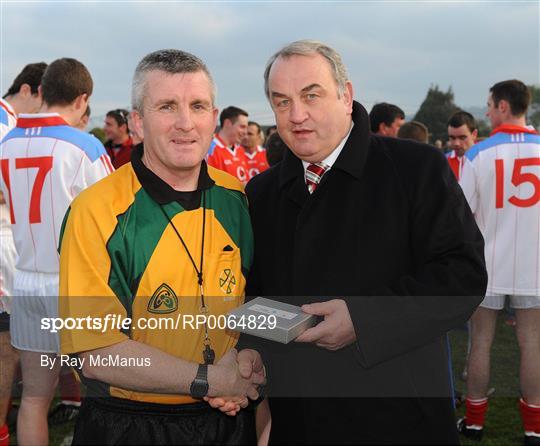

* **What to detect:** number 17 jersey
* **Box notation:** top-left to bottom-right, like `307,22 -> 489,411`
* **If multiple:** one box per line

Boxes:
0,113 -> 113,273
460,125 -> 540,296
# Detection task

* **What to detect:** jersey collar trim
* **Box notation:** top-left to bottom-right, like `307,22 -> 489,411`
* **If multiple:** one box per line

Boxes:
131,144 -> 215,205
214,133 -> 227,148
17,113 -> 69,128
215,133 -> 239,155
242,146 -> 257,159
0,98 -> 16,119
490,124 -> 539,136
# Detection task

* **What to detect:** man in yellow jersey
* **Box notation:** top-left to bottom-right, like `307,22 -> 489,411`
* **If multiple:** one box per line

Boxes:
58,49 -> 264,445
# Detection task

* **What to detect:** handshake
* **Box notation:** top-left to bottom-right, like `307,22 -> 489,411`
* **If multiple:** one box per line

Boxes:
204,348 -> 265,416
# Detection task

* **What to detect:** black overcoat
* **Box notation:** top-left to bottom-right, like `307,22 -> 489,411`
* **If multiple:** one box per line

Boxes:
242,102 -> 487,444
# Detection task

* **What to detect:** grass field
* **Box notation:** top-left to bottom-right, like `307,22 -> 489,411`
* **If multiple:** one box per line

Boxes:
9,312 -> 524,445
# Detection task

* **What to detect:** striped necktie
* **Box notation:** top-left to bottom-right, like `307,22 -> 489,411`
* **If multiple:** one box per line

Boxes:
305,163 -> 329,194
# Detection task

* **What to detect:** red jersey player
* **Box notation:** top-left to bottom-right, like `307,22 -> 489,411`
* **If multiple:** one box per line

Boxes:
207,106 -> 249,184
446,111 -> 478,181
240,121 -> 269,180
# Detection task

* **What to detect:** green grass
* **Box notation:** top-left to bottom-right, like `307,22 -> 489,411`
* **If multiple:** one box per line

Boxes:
9,313 -> 523,445
450,314 -> 523,445
49,421 -> 74,446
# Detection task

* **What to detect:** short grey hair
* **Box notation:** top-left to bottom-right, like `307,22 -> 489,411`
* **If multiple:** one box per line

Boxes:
263,40 -> 349,100
131,49 -> 216,114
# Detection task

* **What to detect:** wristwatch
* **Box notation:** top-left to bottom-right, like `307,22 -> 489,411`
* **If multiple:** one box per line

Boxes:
189,364 -> 209,398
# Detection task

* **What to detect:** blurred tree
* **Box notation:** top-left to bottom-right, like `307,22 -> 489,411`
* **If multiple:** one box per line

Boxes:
476,119 -> 491,138
528,85 -> 540,129
89,127 -> 106,144
414,84 -> 459,144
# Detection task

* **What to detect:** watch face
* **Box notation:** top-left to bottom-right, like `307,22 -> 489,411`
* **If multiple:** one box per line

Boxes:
190,380 -> 209,398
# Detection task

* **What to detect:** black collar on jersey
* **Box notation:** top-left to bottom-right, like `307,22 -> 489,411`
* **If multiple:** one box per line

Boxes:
131,144 -> 214,210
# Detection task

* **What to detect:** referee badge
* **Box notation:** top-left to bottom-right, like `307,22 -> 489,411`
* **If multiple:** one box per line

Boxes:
219,269 -> 236,295
148,283 -> 178,314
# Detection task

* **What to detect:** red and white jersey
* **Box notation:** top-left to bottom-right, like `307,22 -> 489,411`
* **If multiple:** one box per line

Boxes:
0,98 -> 17,312
0,98 -> 17,142
207,134 -> 249,184
0,204 -> 11,235
446,150 -> 465,181
0,98 -> 17,234
460,124 -> 540,296
0,113 -> 114,273
241,145 -> 269,180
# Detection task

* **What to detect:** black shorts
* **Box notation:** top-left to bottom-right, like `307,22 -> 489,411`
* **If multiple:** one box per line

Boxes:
0,312 -> 9,332
267,397 -> 459,445
72,397 -> 256,445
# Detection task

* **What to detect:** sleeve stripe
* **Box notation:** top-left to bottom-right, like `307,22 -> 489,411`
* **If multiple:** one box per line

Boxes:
100,155 -> 114,174
105,155 -> 115,173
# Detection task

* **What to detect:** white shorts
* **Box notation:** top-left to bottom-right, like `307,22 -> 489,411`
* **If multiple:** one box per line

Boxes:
480,294 -> 540,310
10,270 -> 59,353
0,230 -> 17,313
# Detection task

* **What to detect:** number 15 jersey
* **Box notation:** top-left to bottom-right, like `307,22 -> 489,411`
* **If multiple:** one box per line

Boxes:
0,113 -> 113,273
460,125 -> 540,296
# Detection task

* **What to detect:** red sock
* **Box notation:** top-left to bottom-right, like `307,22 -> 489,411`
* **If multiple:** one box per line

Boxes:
520,398 -> 540,436
59,368 -> 81,404
465,397 -> 488,427
0,424 -> 9,446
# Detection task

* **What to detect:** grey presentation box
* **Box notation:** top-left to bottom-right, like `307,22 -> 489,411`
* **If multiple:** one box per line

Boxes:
227,297 -> 317,344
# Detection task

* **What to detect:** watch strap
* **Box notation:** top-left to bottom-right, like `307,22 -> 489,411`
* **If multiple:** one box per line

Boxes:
196,363 -> 208,380
189,363 -> 209,398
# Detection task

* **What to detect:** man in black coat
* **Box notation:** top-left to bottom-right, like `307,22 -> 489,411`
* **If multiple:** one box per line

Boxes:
236,40 -> 487,444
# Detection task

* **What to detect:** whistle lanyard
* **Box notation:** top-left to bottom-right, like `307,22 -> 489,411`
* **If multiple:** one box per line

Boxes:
159,191 -> 215,365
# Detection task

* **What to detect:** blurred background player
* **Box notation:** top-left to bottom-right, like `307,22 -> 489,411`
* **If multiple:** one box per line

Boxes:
257,125 -> 265,148
0,61 -> 47,446
1,62 -> 47,127
263,124 -> 277,146
445,111 -> 480,386
458,80 -> 540,445
127,110 -> 143,147
207,105 -> 249,183
369,102 -> 405,137
444,109 -> 480,392
74,105 -> 91,131
241,121 -> 269,180
397,120 -> 429,143
0,58 -> 113,445
265,131 -> 287,166
447,111 -> 478,181
104,108 -> 134,169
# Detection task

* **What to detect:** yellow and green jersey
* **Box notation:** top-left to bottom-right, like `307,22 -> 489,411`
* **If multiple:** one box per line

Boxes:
59,147 -> 253,404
